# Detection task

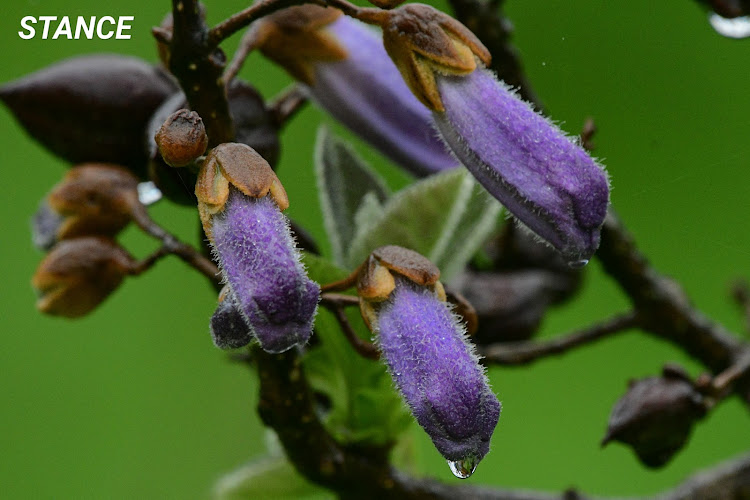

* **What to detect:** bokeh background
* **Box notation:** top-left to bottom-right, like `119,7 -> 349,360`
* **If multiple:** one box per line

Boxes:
1,0 -> 748,498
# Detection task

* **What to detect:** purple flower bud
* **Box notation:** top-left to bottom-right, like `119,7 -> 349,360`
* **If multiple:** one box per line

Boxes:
432,69 -> 610,265
256,6 -> 456,177
374,276 -> 500,476
210,189 -> 319,353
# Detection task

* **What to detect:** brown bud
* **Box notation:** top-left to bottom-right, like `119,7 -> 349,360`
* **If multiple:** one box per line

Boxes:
195,143 -> 288,239
379,4 -> 490,111
155,109 -> 208,167
145,81 -> 280,206
255,5 -> 347,85
602,367 -> 706,468
0,55 -> 176,176
32,164 -> 139,250
32,237 -> 135,318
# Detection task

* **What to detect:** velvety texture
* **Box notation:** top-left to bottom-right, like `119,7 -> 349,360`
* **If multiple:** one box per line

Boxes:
211,190 -> 319,353
210,292 -> 254,350
433,69 -> 610,264
310,17 -> 457,177
375,277 -> 500,464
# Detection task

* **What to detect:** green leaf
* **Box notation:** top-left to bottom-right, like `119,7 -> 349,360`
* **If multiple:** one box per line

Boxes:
347,169 -> 502,281
314,127 -> 390,266
302,253 -> 411,446
213,456 -> 333,500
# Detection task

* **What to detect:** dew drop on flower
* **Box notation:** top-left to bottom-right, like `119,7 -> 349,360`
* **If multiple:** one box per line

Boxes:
708,13 -> 750,39
567,258 -> 589,269
448,456 -> 478,479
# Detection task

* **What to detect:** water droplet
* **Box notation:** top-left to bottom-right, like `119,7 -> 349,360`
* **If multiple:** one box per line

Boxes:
137,181 -> 163,206
567,258 -> 589,269
448,456 -> 478,479
708,13 -> 750,39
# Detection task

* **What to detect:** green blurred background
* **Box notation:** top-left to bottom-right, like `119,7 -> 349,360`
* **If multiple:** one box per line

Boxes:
1,0 -> 748,498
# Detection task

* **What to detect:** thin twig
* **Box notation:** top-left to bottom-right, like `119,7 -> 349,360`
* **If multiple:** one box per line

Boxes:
329,304 -> 380,360
128,201 -> 220,284
712,350 -> 750,395
208,0 -> 383,47
209,0 -> 321,47
321,270 -> 359,293
269,85 -> 309,129
223,25 -> 261,84
320,292 -> 359,308
480,311 -> 640,366
127,246 -> 171,275
320,293 -> 380,360
580,117 -> 597,152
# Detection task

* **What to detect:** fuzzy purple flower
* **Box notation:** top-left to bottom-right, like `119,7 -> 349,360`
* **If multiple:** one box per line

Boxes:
379,4 -> 610,264
356,246 -> 500,477
196,143 -> 319,353
433,70 -> 610,264
255,5 -> 456,177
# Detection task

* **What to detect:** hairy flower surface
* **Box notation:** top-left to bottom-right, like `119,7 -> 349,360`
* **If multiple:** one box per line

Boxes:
257,6 -> 456,176
376,277 -> 500,473
211,189 -> 319,353
197,143 -> 319,353
433,69 -> 610,264
356,246 -> 500,475
379,4 -> 609,263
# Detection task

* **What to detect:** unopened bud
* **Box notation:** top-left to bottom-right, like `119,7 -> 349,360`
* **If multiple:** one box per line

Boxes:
196,143 -> 318,353
155,109 -> 208,167
32,164 -> 139,250
32,237 -> 135,318
602,366 -> 706,468
357,246 -> 500,474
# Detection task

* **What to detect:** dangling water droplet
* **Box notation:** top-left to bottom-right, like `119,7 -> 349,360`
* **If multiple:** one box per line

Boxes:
567,258 -> 589,269
448,456 -> 478,479
708,13 -> 750,39
137,181 -> 163,205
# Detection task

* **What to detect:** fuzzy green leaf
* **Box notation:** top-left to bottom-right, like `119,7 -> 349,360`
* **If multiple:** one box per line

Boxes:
347,169 -> 502,281
314,127 -> 390,266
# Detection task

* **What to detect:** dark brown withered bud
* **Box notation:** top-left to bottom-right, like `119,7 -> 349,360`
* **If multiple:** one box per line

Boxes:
32,164 -> 139,250
155,109 -> 208,167
145,81 -> 279,205
0,55 -> 176,176
210,286 -> 253,349
602,366 -> 707,468
32,237 -> 136,318
456,269 -> 570,343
